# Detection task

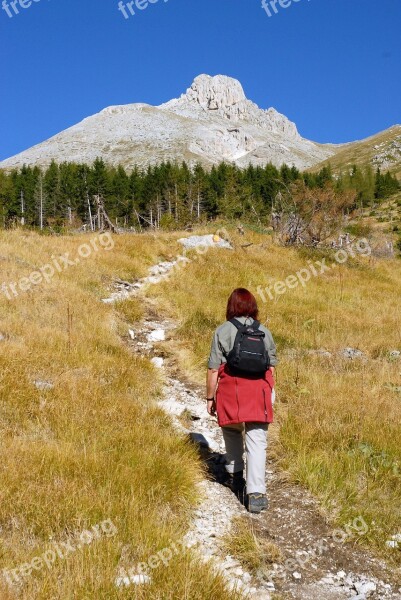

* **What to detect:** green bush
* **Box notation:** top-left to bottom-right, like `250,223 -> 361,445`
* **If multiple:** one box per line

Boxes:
345,223 -> 372,237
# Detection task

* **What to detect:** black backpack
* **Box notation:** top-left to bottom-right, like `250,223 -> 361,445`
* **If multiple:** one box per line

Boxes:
225,318 -> 270,376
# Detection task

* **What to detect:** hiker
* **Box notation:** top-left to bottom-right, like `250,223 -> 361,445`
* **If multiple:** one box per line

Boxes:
206,288 -> 278,514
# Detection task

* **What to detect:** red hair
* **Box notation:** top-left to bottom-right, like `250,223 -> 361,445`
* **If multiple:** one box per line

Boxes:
226,288 -> 259,321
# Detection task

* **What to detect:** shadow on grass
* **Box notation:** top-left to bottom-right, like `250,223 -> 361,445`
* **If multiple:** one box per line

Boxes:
188,432 -> 248,508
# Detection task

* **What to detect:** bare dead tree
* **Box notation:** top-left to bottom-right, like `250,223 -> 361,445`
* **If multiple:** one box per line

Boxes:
93,195 -> 119,234
273,181 -> 356,247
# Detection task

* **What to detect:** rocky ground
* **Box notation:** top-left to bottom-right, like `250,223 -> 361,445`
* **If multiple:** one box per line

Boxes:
103,257 -> 401,600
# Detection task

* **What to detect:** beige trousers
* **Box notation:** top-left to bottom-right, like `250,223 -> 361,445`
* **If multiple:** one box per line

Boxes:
222,423 -> 268,494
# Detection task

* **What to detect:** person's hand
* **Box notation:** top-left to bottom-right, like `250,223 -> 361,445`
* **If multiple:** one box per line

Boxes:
270,366 -> 275,383
207,399 -> 216,416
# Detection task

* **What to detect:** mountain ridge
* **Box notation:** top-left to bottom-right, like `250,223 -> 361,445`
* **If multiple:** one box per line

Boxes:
1,74 -> 399,175
311,125 -> 401,177
0,74 -> 335,171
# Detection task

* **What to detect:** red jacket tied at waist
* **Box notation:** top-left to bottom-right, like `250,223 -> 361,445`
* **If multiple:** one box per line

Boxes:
216,364 -> 274,427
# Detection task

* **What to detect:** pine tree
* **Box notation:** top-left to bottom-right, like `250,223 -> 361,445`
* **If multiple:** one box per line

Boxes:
0,170 -> 17,227
44,161 -> 62,223
111,165 -> 131,226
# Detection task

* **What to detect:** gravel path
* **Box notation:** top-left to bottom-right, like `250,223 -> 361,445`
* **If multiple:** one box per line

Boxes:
104,258 -> 401,600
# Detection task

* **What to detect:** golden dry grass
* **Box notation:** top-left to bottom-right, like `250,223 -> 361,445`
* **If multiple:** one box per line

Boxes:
0,229 -> 241,599
148,225 -> 401,564
312,125 -> 401,177
223,517 -> 283,573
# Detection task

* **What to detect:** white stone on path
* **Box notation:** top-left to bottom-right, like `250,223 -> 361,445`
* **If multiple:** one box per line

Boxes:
151,357 -> 164,368
34,380 -> 54,391
354,580 -> 377,595
178,234 -> 232,250
189,432 -> 220,452
115,576 -> 131,587
115,574 -> 151,587
159,398 -> 185,416
340,347 -> 365,360
148,329 -> 165,342
148,261 -> 176,276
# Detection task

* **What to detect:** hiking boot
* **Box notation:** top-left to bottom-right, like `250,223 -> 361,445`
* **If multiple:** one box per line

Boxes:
223,470 -> 246,493
248,493 -> 268,514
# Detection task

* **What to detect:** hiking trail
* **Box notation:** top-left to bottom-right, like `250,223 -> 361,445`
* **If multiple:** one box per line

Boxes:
103,258 -> 401,600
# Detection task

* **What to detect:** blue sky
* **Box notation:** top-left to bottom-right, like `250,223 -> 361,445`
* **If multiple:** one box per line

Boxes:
0,0 -> 400,161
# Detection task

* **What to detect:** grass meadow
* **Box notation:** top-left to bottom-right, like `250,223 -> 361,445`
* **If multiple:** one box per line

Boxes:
149,224 -> 401,565
0,223 -> 400,599
0,229 -> 242,599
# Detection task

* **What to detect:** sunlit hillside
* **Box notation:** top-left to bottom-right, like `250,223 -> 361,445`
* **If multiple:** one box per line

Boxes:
1,225 -> 400,599
148,225 -> 401,563
314,125 -> 401,178
0,229 -> 241,600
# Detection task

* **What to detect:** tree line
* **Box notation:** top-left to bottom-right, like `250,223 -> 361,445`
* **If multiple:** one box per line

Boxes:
0,159 -> 399,231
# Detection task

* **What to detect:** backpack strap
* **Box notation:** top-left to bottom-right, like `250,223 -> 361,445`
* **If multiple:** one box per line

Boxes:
229,318 -> 246,330
223,319 -> 245,359
230,318 -> 260,331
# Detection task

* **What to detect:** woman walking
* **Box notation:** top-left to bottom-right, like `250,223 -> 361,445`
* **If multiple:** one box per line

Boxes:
206,288 -> 278,514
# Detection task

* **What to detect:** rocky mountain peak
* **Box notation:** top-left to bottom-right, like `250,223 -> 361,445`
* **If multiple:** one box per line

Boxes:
184,74 -> 247,111
0,73 -> 336,172
160,74 -> 254,122
161,74 -> 300,140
